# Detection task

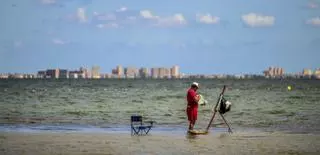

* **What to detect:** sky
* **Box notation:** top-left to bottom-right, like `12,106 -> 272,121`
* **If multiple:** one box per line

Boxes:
0,0 -> 319,74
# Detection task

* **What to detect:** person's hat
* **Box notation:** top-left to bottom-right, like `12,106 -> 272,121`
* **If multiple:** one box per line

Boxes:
191,82 -> 199,88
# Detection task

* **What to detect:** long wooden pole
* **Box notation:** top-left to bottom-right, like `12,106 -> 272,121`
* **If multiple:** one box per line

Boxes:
205,85 -> 226,132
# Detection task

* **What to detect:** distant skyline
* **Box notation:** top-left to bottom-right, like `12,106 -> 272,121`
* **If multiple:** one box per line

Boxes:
0,0 -> 319,74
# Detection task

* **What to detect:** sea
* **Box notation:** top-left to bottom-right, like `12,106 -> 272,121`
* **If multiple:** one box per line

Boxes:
0,79 -> 319,134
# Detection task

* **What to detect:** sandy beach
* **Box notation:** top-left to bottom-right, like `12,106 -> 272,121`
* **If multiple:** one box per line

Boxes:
1,131 -> 320,155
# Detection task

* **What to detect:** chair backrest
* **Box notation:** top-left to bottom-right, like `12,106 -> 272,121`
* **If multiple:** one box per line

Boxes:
131,115 -> 142,123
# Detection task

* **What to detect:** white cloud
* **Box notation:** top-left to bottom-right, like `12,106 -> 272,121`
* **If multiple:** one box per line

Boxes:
41,0 -> 56,4
116,7 -> 128,12
155,14 -> 186,27
242,13 -> 275,27
77,8 -> 87,23
140,10 -> 186,27
307,17 -> 320,26
90,8 -> 187,29
140,10 -> 159,19
196,14 -> 220,24
173,14 -> 186,23
52,39 -> 67,45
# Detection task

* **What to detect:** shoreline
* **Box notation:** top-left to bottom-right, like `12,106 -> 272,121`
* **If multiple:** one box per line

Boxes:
1,123 -> 319,135
1,130 -> 320,155
0,124 -> 247,135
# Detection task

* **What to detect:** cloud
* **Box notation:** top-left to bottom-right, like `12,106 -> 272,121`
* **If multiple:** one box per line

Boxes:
52,39 -> 67,45
92,8 -> 186,28
242,13 -> 275,27
77,8 -> 87,23
196,14 -> 220,24
306,17 -> 320,26
116,7 -> 128,12
68,7 -> 187,29
140,10 -> 186,27
155,14 -> 186,27
93,7 -> 136,22
66,8 -> 87,23
140,10 -> 159,19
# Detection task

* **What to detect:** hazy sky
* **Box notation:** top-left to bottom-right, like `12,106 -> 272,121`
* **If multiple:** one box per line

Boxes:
0,0 -> 319,74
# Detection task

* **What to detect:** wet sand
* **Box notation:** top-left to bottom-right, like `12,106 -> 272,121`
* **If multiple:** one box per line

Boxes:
1,131 -> 320,155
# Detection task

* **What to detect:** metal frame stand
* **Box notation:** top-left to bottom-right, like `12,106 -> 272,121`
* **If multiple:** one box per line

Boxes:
205,85 -> 233,133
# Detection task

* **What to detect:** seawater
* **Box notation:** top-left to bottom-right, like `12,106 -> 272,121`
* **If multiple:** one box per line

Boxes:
0,79 -> 319,133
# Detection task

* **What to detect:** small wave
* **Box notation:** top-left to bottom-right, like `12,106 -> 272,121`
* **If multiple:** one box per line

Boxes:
289,96 -> 304,99
132,100 -> 143,103
64,111 -> 88,116
265,109 -> 287,115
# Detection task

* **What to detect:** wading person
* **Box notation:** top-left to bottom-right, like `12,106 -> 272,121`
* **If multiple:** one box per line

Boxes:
186,82 -> 201,130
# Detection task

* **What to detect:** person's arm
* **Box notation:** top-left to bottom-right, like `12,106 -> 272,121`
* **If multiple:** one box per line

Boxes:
191,91 -> 200,103
194,94 -> 200,103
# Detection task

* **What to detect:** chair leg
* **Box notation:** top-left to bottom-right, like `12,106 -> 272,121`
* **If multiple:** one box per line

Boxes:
132,127 -> 140,135
144,127 -> 151,134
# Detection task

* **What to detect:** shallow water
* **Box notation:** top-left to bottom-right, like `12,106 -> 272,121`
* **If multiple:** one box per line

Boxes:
0,79 -> 319,133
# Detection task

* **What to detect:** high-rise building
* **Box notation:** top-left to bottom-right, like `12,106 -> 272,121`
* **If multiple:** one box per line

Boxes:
112,65 -> 124,78
151,68 -> 159,79
171,65 -> 179,78
0,74 -> 9,79
91,66 -> 100,79
112,69 -> 117,75
59,69 -> 69,78
116,65 -> 124,78
303,69 -> 313,78
139,68 -> 149,78
263,66 -> 284,78
125,67 -> 138,78
158,68 -> 166,79
46,69 -> 59,78
23,74 -> 35,79
69,71 -> 78,79
79,67 -> 88,78
314,68 -> 320,79
164,68 -> 171,78
37,71 -> 46,78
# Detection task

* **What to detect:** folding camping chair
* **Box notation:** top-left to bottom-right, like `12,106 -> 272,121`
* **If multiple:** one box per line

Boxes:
131,115 -> 154,135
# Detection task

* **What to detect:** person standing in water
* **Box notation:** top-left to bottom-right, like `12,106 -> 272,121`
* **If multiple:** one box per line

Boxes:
186,82 -> 201,130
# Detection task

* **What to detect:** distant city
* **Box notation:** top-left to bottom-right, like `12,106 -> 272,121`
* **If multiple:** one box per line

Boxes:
0,65 -> 319,80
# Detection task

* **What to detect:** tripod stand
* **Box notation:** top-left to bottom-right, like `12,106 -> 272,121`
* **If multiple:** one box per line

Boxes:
205,85 -> 233,133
